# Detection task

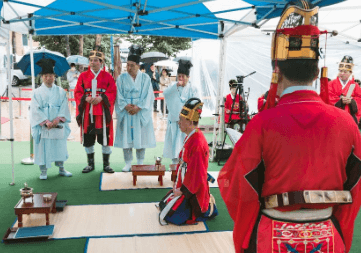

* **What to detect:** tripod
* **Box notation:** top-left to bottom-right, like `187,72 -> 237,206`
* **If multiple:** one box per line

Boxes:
216,71 -> 256,165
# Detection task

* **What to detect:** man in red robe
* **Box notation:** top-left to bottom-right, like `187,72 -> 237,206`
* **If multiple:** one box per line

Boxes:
158,98 -> 218,225
328,55 -> 361,124
218,1 -> 361,253
75,47 -> 117,174
224,79 -> 242,124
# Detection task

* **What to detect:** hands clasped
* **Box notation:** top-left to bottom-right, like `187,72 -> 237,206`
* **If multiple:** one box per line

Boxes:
126,104 -> 141,115
341,96 -> 352,105
86,96 -> 103,105
46,118 -> 60,129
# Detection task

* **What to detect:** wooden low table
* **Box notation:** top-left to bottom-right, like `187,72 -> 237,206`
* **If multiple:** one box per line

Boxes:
132,165 -> 166,186
169,164 -> 177,182
14,193 -> 58,228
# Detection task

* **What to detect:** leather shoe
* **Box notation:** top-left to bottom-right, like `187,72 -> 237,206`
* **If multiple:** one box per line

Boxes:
103,166 -> 114,173
82,166 -> 94,173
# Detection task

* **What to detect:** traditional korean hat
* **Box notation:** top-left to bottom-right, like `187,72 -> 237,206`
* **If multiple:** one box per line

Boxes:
265,0 -> 331,108
339,55 -> 354,72
36,58 -> 56,75
180,98 -> 203,122
128,44 -> 144,64
177,60 -> 193,76
89,46 -> 105,62
229,79 -> 237,88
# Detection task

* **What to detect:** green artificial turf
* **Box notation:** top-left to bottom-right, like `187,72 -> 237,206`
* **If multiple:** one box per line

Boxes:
0,141 -> 231,253
1,140 -> 360,252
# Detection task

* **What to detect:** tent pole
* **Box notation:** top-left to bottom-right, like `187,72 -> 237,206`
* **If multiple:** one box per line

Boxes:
210,35 -> 227,162
21,33 -> 35,165
7,34 -> 15,186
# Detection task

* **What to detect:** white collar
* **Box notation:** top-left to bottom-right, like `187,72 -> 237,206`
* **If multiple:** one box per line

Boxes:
281,85 -> 316,97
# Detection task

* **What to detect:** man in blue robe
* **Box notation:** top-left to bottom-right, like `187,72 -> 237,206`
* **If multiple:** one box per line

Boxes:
163,60 -> 199,165
114,45 -> 156,172
30,58 -> 72,180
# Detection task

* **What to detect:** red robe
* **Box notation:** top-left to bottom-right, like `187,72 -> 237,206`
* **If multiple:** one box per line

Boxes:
328,77 -> 361,124
218,90 -> 361,253
74,69 -> 117,146
257,94 -> 266,112
224,94 -> 242,123
174,129 -> 210,223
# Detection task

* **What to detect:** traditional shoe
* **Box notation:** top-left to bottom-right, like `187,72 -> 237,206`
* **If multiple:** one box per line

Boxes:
103,166 -> 114,173
122,163 -> 131,172
83,153 -> 95,173
103,154 -> 114,173
59,169 -> 72,177
39,171 -> 47,180
82,166 -> 94,173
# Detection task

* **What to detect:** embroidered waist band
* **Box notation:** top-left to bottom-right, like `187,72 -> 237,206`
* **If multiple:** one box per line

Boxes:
263,190 -> 352,209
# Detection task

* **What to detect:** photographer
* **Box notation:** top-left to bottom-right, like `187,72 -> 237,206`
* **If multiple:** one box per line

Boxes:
224,79 -> 243,124
159,68 -> 171,115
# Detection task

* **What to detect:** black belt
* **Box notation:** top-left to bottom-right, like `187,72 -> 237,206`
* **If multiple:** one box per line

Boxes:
262,190 -> 352,209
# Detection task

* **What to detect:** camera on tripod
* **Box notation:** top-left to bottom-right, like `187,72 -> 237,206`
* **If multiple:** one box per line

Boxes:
235,76 -> 244,94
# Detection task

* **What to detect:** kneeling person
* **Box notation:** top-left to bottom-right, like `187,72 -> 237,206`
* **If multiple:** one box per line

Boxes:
158,98 -> 217,225
30,59 -> 72,180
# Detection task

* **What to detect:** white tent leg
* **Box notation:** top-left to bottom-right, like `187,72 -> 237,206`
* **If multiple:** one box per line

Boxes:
21,33 -> 35,165
7,35 -> 15,185
210,36 -> 227,162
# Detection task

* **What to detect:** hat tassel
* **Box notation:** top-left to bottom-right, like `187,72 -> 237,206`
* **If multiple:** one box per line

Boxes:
264,72 -> 278,110
319,67 -> 329,104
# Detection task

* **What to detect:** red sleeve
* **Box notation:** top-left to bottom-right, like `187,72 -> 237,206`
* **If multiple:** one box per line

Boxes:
224,94 -> 231,111
218,115 -> 263,252
104,74 -> 117,108
351,82 -> 361,121
258,95 -> 265,112
333,122 -> 361,252
74,72 -> 86,116
328,79 -> 342,106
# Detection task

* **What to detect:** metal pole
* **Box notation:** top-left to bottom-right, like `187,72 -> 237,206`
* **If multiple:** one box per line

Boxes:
210,36 -> 227,162
7,35 -> 16,185
0,92 -> 7,141
21,33 -> 35,165
15,87 -> 23,119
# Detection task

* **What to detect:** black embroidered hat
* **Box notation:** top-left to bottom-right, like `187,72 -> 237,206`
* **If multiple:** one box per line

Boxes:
177,59 -> 193,76
128,45 -> 144,64
36,58 -> 56,75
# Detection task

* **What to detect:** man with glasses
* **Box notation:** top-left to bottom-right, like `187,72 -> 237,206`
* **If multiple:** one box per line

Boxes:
329,55 -> 361,124
114,45 -> 156,172
163,60 -> 199,167
74,47 -> 117,174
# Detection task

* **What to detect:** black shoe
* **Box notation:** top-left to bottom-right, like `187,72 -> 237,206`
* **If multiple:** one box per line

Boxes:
103,153 -> 114,173
82,153 -> 95,173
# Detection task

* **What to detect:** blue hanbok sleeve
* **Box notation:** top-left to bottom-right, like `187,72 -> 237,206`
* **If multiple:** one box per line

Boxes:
30,92 -> 48,128
57,90 -> 71,123
135,74 -> 154,126
115,75 -> 128,123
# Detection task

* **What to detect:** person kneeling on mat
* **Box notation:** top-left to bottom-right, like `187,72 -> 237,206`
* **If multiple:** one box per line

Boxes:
157,98 -> 218,225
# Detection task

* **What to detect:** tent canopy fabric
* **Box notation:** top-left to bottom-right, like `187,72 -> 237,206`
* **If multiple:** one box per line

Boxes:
0,0 -> 346,39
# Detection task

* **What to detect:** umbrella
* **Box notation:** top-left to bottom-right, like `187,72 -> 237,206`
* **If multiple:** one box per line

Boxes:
140,52 -> 168,63
67,55 -> 89,66
154,59 -> 178,68
173,56 -> 192,62
18,48 -> 70,76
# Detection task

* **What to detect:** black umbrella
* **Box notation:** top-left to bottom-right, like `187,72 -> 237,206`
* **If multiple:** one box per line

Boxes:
140,52 -> 168,63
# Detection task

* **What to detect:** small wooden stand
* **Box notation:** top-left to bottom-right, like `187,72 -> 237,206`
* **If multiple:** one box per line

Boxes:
131,165 -> 166,186
14,192 -> 58,228
169,164 -> 177,182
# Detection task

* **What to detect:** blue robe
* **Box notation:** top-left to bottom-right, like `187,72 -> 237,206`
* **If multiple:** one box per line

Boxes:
114,70 -> 156,149
163,82 -> 199,159
30,84 -> 71,168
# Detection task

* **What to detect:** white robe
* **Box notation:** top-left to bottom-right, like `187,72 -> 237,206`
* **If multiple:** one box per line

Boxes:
163,82 -> 199,159
114,70 -> 156,149
30,84 -> 71,168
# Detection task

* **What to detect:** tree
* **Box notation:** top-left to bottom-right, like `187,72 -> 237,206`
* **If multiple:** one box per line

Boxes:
120,35 -> 191,57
